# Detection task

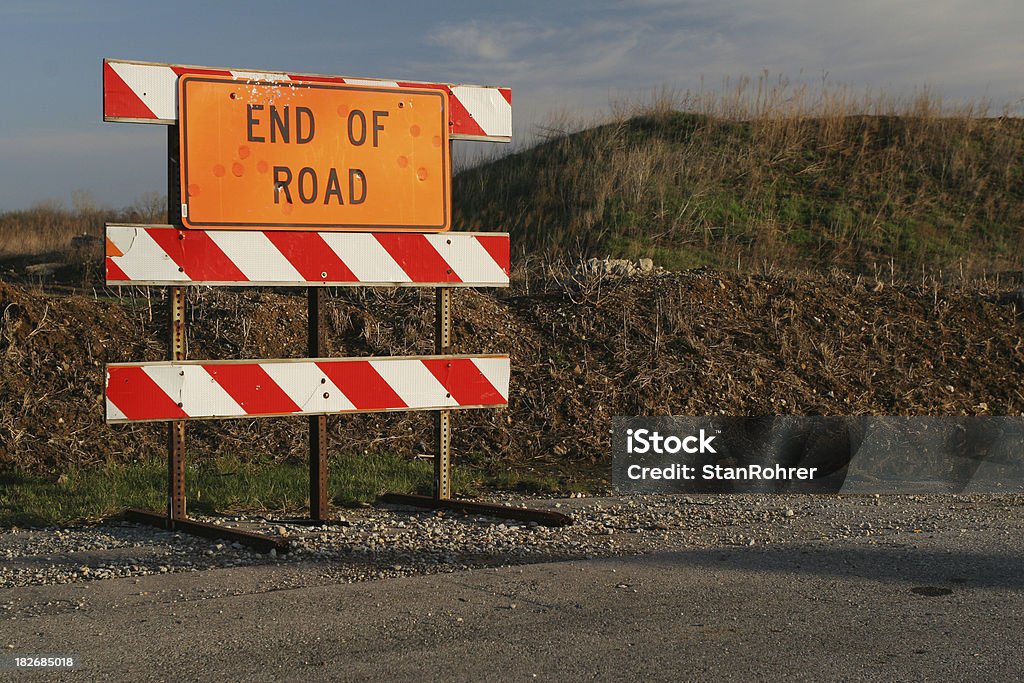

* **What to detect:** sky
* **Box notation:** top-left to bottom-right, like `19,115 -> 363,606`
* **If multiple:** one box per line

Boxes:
1,0 -> 1022,211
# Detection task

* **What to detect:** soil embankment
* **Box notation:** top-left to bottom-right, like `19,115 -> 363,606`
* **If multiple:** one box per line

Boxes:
1,271 -> 1021,477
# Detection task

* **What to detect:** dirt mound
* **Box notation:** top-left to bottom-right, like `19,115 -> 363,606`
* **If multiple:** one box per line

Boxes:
1,271 -> 1021,479
1,282 -> 156,472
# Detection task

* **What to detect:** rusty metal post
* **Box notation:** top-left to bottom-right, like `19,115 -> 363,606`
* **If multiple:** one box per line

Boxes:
308,287 -> 330,520
435,286 -> 453,500
167,125 -> 186,525
167,287 -> 186,524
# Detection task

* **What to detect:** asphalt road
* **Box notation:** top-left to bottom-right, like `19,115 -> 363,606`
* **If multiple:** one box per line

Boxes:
1,519 -> 1021,682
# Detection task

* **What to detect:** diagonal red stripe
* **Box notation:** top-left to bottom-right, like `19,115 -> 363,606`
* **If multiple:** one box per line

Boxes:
146,228 -> 249,282
446,93 -> 487,137
317,361 -> 406,410
499,88 -> 512,106
106,367 -> 188,420
473,235 -> 511,276
105,257 -> 131,283
264,231 -> 357,282
421,359 -> 505,406
203,364 -> 301,415
373,234 -> 461,283
103,62 -> 155,120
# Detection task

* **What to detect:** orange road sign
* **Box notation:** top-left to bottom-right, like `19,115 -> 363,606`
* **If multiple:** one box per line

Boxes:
178,75 -> 451,231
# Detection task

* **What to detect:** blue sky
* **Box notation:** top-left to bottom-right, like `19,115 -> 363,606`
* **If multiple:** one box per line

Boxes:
1,0 -> 1022,211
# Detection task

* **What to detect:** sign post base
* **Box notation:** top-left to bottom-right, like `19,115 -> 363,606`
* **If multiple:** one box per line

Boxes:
123,508 -> 291,554
378,493 -> 573,527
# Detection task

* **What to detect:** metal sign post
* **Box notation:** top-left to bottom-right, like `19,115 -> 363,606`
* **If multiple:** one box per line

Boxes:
308,287 -> 329,521
435,286 -> 453,501
167,125 -> 187,524
167,286 -> 186,522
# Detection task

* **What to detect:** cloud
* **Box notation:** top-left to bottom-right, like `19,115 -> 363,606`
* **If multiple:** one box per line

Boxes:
427,20 -> 519,62
424,4 -> 1024,94
424,1 -> 1024,147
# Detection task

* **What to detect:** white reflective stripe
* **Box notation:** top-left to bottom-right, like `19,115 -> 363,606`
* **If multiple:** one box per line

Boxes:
141,365 -> 185,406
424,234 -> 508,285
106,225 -> 138,258
110,228 -> 186,282
260,362 -> 355,413
180,366 -> 245,417
451,85 -> 512,138
207,231 -> 303,282
109,62 -> 179,120
370,359 -> 457,408
473,357 -> 510,401
344,79 -> 399,87
105,396 -> 127,422
320,233 -> 410,283
230,71 -> 291,82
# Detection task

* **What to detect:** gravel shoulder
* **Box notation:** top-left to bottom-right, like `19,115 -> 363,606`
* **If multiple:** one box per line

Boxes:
2,493 -> 1021,589
1,494 -> 1022,680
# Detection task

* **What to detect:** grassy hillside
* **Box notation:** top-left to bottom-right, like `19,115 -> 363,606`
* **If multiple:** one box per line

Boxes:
454,91 -> 1024,277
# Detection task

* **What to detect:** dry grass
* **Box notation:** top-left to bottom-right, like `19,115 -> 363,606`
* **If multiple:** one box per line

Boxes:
0,192 -> 165,259
454,75 -> 1024,278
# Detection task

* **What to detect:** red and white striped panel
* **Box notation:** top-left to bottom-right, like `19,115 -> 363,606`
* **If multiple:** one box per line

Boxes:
105,224 -> 509,287
106,355 -> 509,423
104,59 -> 512,142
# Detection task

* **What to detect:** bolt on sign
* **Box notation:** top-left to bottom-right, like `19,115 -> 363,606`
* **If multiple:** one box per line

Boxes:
178,75 -> 451,231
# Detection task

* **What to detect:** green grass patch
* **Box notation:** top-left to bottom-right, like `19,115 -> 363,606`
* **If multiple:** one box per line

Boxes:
0,452 -> 450,528
1,453 -> 608,528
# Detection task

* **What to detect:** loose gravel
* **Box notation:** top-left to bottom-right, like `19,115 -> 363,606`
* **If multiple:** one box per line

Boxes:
2,493 -> 1022,592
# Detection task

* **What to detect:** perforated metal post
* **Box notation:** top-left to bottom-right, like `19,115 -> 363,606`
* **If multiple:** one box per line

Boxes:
435,287 -> 453,500
168,286 -> 186,523
308,287 -> 330,520
167,125 -> 186,524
